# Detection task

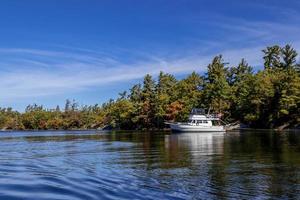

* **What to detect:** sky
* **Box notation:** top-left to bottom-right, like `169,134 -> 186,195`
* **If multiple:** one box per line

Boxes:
0,0 -> 300,111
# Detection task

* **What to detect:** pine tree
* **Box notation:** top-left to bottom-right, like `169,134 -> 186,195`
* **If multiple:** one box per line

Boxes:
262,45 -> 281,69
203,55 -> 231,114
65,99 -> 71,112
140,74 -> 156,128
228,58 -> 253,85
281,44 -> 298,70
55,105 -> 60,112
174,71 -> 203,121
229,59 -> 254,121
154,72 -> 177,127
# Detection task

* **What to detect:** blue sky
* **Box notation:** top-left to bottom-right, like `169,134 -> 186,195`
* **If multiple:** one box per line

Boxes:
0,0 -> 300,111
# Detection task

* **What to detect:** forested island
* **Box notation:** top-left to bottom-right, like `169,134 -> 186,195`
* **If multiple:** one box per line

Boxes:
0,44 -> 299,131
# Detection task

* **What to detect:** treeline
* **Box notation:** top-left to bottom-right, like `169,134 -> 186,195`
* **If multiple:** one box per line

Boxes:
0,44 -> 299,130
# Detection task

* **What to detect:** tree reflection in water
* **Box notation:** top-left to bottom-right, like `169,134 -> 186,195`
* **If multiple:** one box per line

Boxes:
0,130 -> 298,199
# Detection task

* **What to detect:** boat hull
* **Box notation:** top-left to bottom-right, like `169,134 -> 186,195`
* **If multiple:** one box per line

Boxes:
170,123 -> 225,132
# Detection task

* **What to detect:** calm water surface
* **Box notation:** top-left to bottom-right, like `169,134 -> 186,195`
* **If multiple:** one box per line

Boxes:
0,130 -> 299,199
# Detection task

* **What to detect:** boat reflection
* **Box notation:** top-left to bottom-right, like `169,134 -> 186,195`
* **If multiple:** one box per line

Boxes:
165,132 -> 225,157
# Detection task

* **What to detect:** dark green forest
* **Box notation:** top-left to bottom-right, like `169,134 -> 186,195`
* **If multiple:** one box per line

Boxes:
0,44 -> 299,130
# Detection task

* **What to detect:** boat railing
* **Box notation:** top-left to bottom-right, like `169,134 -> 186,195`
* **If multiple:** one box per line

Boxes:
205,114 -> 221,120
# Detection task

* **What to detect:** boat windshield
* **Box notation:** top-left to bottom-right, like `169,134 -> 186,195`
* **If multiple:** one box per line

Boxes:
188,120 -> 209,124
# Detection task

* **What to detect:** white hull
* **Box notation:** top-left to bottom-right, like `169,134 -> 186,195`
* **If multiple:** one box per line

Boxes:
170,123 -> 225,132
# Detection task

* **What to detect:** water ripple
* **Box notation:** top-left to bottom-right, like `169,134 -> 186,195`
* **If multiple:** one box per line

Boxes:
0,131 -> 298,199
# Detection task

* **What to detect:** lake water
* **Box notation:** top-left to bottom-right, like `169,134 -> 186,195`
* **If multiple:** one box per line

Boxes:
0,130 -> 299,199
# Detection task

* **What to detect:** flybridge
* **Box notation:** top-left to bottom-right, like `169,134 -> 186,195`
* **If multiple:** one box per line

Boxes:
190,108 -> 205,115
190,108 -> 222,121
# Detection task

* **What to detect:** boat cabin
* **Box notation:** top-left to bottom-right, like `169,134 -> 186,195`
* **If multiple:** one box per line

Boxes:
188,115 -> 212,126
187,108 -> 221,126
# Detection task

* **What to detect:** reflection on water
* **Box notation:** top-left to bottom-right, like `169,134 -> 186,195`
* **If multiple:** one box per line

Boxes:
166,132 -> 224,156
0,130 -> 299,199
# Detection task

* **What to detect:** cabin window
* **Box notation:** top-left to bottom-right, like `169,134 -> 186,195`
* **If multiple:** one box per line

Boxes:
197,120 -> 202,124
203,120 -> 208,123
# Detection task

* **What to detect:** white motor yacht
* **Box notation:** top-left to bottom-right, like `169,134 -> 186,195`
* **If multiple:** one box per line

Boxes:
168,109 -> 225,132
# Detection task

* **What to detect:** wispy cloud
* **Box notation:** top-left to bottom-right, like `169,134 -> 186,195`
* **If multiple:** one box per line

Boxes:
0,3 -> 300,103
0,49 -> 210,100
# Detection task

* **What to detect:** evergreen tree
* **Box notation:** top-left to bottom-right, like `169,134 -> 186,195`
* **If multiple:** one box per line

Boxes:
118,91 -> 127,100
154,72 -> 177,127
174,71 -> 203,121
55,105 -> 60,112
281,44 -> 298,70
140,74 -> 156,128
203,55 -> 231,115
130,84 -> 142,103
129,83 -> 143,128
65,99 -> 71,112
228,58 -> 253,86
262,45 -> 281,69
229,59 -> 254,120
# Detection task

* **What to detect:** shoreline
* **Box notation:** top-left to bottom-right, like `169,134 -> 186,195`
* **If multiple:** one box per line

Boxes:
0,127 -> 299,132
